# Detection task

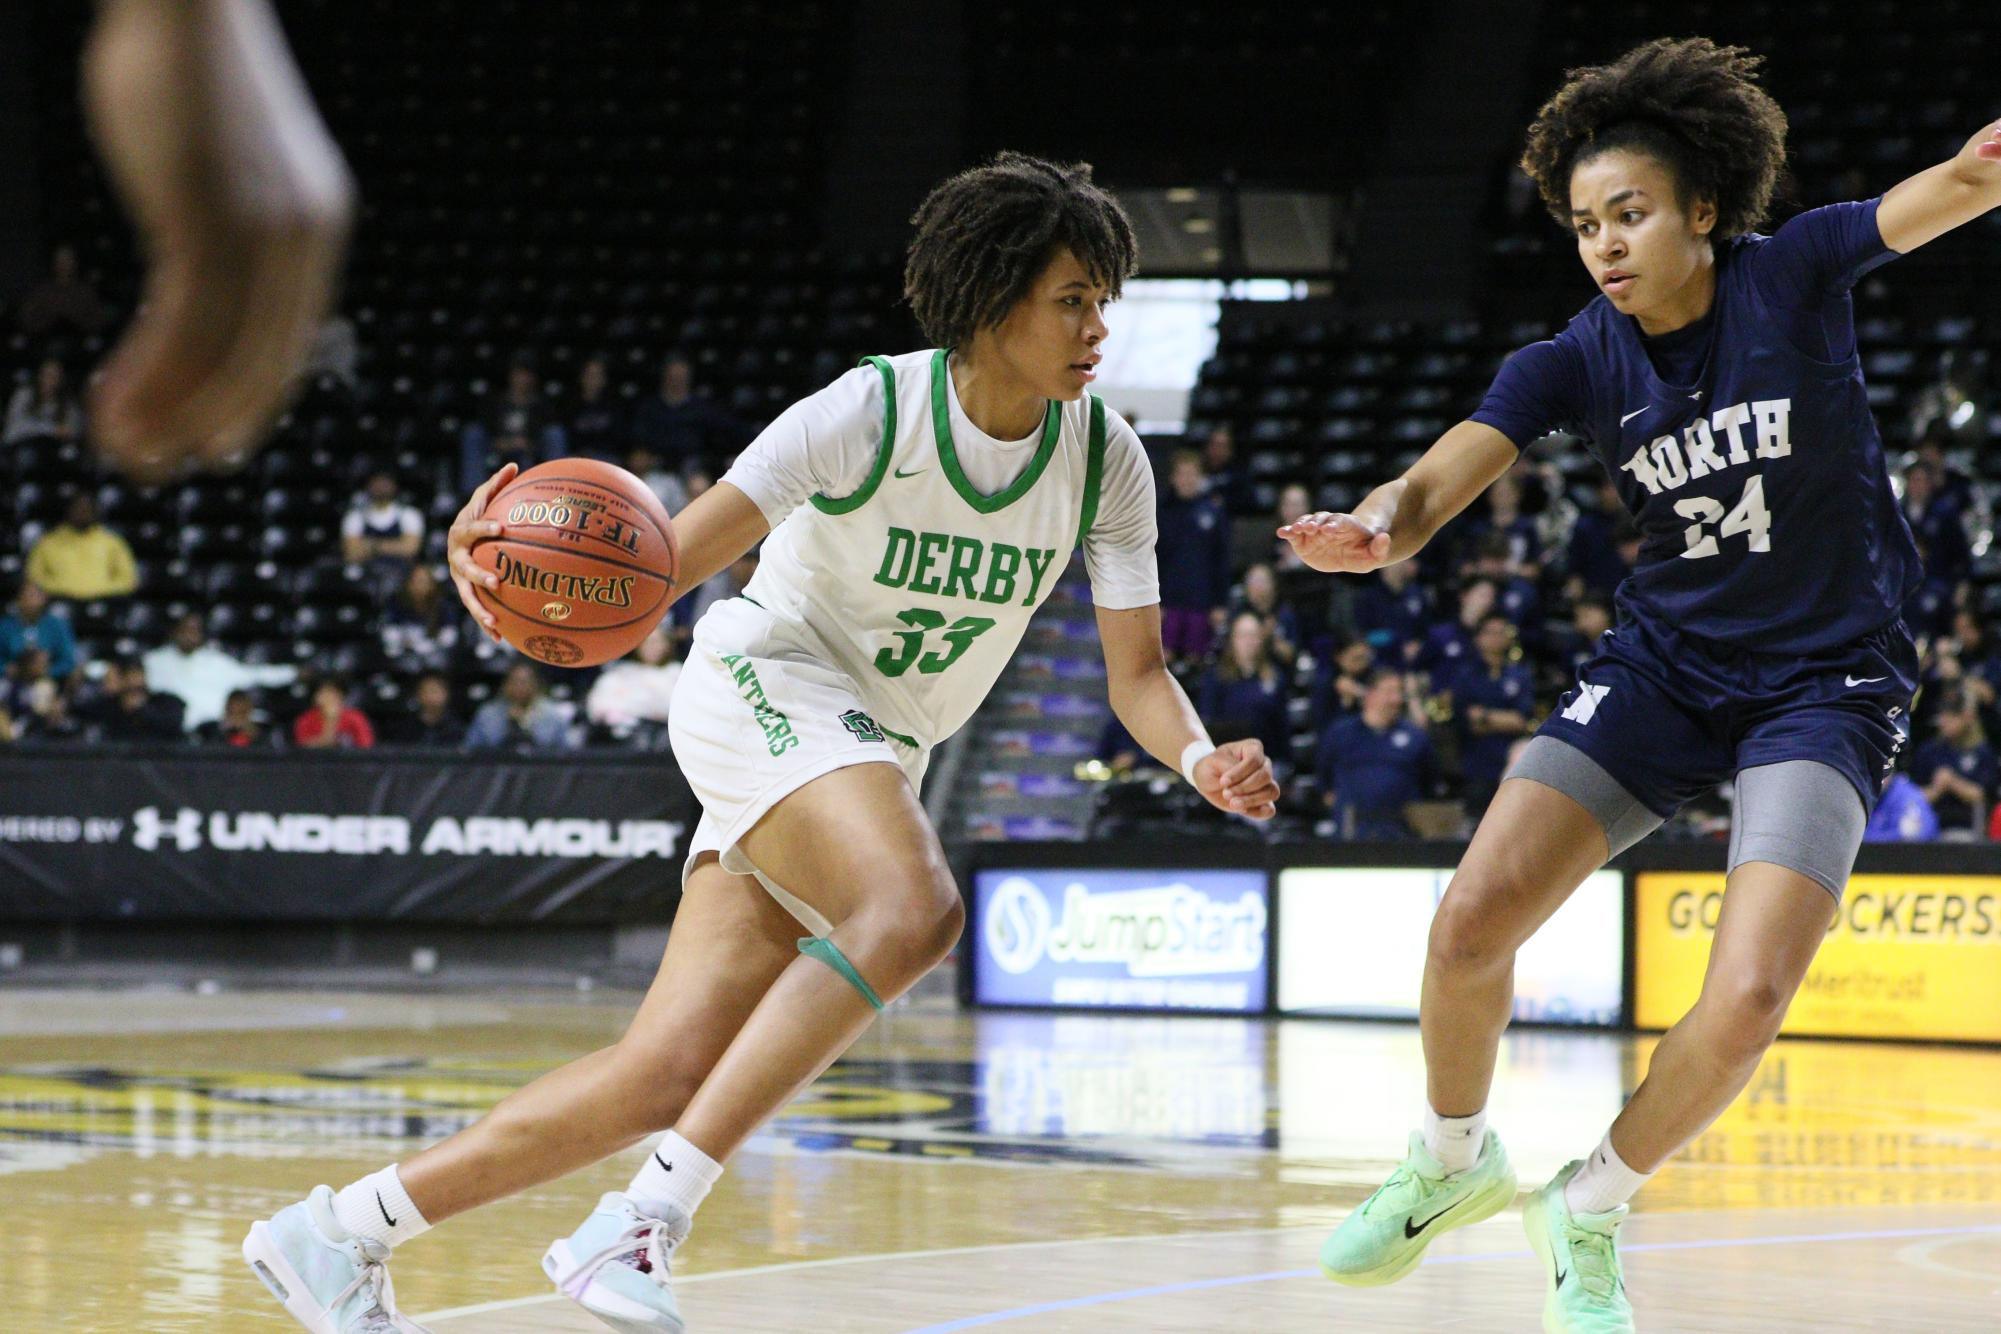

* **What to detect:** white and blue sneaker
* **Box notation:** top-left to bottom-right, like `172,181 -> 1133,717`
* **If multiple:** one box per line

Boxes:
242,1185 -> 432,1333
542,1192 -> 690,1333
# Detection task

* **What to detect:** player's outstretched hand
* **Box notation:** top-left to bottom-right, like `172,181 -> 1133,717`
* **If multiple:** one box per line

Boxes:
1277,512 -> 1393,574
83,0 -> 354,482
1194,739 -> 1280,821
447,463 -> 517,643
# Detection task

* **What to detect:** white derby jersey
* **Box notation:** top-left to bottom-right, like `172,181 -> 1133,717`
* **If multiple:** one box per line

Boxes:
701,347 -> 1157,748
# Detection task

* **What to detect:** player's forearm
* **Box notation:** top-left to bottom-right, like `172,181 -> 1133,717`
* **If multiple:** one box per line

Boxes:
1107,661 -> 1211,770
666,481 -> 770,605
1352,475 -> 1450,564
1878,121 -> 2001,253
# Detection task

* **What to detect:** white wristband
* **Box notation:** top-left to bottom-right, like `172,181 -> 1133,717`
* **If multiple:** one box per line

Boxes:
1180,739 -> 1218,788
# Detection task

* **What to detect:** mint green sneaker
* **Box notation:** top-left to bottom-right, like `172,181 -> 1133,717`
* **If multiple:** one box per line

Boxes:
542,1191 -> 689,1333
1522,1162 -> 1637,1333
1319,1129 -> 1518,1286
241,1185 -> 432,1333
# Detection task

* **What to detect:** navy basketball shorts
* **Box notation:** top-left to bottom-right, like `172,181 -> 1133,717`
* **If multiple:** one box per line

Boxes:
1522,614 -> 1918,895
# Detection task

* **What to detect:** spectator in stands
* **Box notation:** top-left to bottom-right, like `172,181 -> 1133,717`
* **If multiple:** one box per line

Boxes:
1447,612 -> 1536,812
1157,449 -> 1231,665
1353,560 -> 1431,666
1273,482 -> 1314,573
1232,563 -> 1298,668
586,627 -> 682,742
379,671 -> 464,746
1323,636 -> 1377,722
195,688 -> 281,749
1202,425 -> 1250,513
467,662 -> 576,751
1318,666 -> 1433,839
1908,348 -> 1986,450
4,358 -> 82,445
1551,597 -> 1613,678
1912,420 -> 1977,515
625,444 -> 690,515
1935,609 -> 2001,725
81,657 -> 185,741
15,243 -> 113,338
568,354 -> 628,460
1197,611 -> 1292,766
1463,530 -> 1542,641
3,646 -> 65,739
1903,461 -> 1972,584
294,677 -> 375,749
25,493 -> 138,601
0,580 -> 77,680
1565,477 -> 1632,602
1460,468 -> 1541,572
142,611 -> 298,732
1418,577 -> 1495,677
342,471 -> 426,593
684,465 -> 714,503
460,357 -> 568,491
631,351 -> 739,474
1911,688 -> 1997,835
1867,771 -> 1939,843
381,564 -> 458,671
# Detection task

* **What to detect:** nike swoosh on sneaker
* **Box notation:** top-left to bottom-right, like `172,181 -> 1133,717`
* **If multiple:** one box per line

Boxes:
1402,1199 -> 1465,1239
1556,1265 -> 1569,1287
1619,408 -> 1648,426
1846,675 -> 1888,687
376,1190 -> 398,1227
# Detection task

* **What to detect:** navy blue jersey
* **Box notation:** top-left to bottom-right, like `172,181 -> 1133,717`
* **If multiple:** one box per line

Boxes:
1319,713 -> 1432,823
1472,199 -> 1919,654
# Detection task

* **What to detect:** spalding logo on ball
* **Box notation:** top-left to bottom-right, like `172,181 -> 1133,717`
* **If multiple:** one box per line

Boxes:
470,460 -> 679,667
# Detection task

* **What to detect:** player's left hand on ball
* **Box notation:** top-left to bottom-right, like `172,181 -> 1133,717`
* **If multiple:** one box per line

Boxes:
1195,739 -> 1280,821
447,463 -> 518,642
82,0 -> 354,482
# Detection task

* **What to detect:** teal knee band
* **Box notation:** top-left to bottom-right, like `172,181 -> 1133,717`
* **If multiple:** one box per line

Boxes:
798,937 -> 884,1011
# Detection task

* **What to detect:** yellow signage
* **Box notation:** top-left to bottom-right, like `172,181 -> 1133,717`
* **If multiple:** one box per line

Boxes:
1634,872 -> 2001,1042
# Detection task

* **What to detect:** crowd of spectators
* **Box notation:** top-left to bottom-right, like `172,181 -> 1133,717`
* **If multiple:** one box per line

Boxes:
0,240 -> 744,755
1114,400 -> 2001,844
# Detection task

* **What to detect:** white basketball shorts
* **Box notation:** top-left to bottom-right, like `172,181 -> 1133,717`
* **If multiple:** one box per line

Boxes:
670,632 -> 930,935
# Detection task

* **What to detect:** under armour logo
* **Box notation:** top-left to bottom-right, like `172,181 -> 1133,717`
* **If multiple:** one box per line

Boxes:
132,806 -> 203,853
1560,683 -> 1611,725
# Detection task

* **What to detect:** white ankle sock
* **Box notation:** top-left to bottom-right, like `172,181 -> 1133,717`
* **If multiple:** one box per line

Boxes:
331,1165 -> 431,1250
627,1129 -> 724,1220
1422,1105 -> 1486,1173
1563,1131 -> 1651,1214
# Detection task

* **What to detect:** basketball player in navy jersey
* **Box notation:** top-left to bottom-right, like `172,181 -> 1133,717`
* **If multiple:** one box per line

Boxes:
1285,37 -> 2001,1333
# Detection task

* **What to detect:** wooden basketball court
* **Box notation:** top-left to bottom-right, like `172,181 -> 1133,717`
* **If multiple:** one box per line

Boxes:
3,984 -> 1997,1331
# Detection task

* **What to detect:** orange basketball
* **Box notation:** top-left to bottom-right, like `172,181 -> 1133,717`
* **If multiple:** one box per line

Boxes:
470,459 -> 678,668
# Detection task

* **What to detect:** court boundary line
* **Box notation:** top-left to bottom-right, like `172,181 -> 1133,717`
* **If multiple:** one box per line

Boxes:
413,1224 -> 1321,1321
415,1218 -> 2001,1326
897,1221 -> 2001,1332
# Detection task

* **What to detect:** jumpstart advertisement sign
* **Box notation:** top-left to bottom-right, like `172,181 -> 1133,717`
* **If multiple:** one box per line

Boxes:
970,868 -> 1270,1013
1635,872 -> 2001,1042
1276,867 -> 1625,1027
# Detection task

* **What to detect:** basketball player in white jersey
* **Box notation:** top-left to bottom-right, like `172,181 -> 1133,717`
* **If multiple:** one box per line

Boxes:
241,152 -> 1280,1334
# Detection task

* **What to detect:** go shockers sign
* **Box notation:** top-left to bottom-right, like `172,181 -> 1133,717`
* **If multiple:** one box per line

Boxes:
0,750 -> 696,921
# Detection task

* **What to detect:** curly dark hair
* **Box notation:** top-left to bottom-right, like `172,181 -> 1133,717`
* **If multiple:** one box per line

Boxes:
1520,37 -> 1788,242
904,152 -> 1139,349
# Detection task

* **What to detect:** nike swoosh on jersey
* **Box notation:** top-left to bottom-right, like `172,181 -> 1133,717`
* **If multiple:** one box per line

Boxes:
1619,407 -> 1648,426
1845,675 -> 1888,687
894,467 -> 928,479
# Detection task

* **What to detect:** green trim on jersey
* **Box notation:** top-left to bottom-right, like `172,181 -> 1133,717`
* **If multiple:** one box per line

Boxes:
1076,395 -> 1107,547
929,348 -> 1061,514
808,356 -> 898,515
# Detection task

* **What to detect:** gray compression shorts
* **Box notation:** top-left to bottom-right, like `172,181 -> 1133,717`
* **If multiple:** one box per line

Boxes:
1505,735 -> 1866,900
